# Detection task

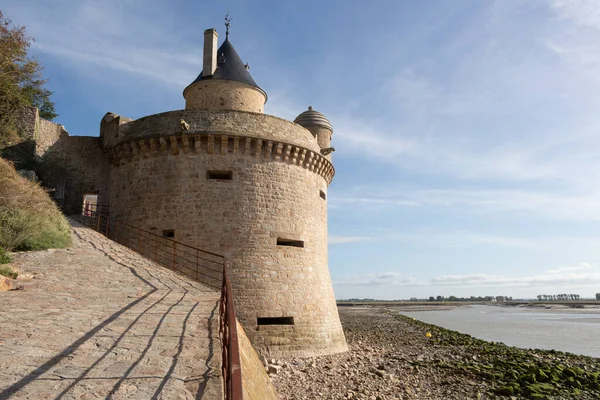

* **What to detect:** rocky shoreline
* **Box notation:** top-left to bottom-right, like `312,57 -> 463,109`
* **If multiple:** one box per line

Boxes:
270,307 -> 600,399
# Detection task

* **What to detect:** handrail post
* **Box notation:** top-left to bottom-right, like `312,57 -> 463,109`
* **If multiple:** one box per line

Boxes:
154,237 -> 158,261
172,241 -> 176,271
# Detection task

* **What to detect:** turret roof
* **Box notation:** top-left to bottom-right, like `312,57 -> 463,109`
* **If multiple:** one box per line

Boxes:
294,106 -> 333,131
192,37 -> 263,92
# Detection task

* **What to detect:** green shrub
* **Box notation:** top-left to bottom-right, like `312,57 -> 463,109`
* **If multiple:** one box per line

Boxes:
0,246 -> 10,264
0,266 -> 17,279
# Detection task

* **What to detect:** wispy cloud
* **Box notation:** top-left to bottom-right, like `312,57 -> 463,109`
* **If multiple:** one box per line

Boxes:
332,186 -> 600,221
337,263 -> 600,289
550,0 -> 600,30
323,0 -> 600,193
328,236 -> 370,245
546,262 -> 594,274
431,263 -> 600,287
7,1 -> 205,88
336,272 -> 421,287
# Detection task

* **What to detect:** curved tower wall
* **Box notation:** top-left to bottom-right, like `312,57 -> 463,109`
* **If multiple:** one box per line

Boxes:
304,125 -> 333,161
105,110 -> 347,357
183,80 -> 266,113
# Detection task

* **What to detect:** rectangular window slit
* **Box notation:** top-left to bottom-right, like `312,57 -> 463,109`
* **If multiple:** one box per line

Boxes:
207,170 -> 233,180
162,230 -> 175,238
277,238 -> 304,248
320,190 -> 326,200
257,317 -> 294,325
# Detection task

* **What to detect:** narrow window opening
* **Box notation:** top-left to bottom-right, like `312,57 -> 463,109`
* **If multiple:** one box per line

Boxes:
207,170 -> 233,180
320,190 -> 327,200
257,317 -> 294,325
277,238 -> 304,248
162,230 -> 175,238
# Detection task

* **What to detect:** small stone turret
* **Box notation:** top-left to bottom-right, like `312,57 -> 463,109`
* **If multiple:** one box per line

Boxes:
183,28 -> 267,113
294,106 -> 334,160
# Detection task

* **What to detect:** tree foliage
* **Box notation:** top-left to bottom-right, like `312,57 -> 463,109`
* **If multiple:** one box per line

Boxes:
0,11 -> 57,147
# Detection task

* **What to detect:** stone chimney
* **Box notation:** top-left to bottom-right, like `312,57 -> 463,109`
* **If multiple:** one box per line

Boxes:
202,28 -> 218,77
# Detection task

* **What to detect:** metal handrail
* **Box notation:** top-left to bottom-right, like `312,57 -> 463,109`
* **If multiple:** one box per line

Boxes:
78,206 -> 244,399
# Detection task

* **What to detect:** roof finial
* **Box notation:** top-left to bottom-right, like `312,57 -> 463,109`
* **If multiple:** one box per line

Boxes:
224,13 -> 232,38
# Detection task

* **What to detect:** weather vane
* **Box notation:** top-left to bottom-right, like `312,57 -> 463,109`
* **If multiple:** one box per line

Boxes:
224,13 -> 232,37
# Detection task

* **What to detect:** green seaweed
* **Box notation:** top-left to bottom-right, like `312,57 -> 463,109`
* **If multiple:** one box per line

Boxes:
394,313 -> 600,398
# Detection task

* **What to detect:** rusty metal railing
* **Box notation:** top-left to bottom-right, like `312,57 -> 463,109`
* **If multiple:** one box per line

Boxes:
78,205 -> 244,399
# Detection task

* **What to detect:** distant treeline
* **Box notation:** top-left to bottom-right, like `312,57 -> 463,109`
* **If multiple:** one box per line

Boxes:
537,294 -> 580,301
425,295 -> 513,302
338,296 -> 513,303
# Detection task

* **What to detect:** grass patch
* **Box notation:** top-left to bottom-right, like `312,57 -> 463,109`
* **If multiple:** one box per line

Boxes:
0,157 -> 71,251
0,265 -> 17,279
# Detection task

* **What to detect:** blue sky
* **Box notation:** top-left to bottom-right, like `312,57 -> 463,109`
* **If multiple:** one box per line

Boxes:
5,0 -> 600,299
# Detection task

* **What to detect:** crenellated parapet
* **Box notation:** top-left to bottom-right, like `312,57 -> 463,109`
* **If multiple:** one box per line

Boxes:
101,110 -> 320,152
108,133 -> 335,184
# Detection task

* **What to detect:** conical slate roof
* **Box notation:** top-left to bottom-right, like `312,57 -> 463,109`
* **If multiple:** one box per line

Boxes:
192,37 -> 261,91
294,106 -> 332,130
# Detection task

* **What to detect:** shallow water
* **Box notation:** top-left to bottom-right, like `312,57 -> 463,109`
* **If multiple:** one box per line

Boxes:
400,305 -> 600,358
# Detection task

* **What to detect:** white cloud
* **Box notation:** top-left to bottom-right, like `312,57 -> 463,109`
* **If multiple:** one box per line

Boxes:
5,1 -> 203,89
332,186 -> 600,221
337,263 -> 600,290
328,236 -> 370,245
546,262 -> 594,274
431,263 -> 600,287
336,272 -> 421,287
550,0 -> 600,30
321,0 -> 600,193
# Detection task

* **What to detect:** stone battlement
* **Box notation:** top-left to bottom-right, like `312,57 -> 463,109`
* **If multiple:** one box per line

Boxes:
109,133 -> 335,185
101,109 -> 320,153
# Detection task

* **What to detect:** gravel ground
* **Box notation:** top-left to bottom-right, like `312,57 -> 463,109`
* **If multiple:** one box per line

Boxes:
270,307 -> 600,400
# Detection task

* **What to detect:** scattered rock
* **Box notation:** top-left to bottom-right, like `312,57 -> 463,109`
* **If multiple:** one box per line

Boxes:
267,364 -> 282,375
0,276 -> 12,291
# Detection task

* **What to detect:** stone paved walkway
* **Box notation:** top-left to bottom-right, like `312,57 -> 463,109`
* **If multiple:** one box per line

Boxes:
0,221 -> 223,399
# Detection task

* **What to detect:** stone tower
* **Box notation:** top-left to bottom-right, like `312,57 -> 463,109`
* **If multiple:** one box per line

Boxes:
98,25 -> 347,357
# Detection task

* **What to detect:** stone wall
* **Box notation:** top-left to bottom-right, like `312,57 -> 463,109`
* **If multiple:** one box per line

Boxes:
38,135 -> 109,215
5,107 -> 108,215
238,321 -> 279,400
183,80 -> 266,113
18,106 -> 39,142
35,118 -> 67,158
106,111 -> 346,357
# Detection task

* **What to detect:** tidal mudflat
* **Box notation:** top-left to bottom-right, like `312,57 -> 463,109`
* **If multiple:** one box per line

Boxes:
270,306 -> 600,399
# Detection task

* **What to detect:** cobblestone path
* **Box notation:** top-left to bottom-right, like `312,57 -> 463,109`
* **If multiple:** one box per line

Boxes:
0,221 -> 223,399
